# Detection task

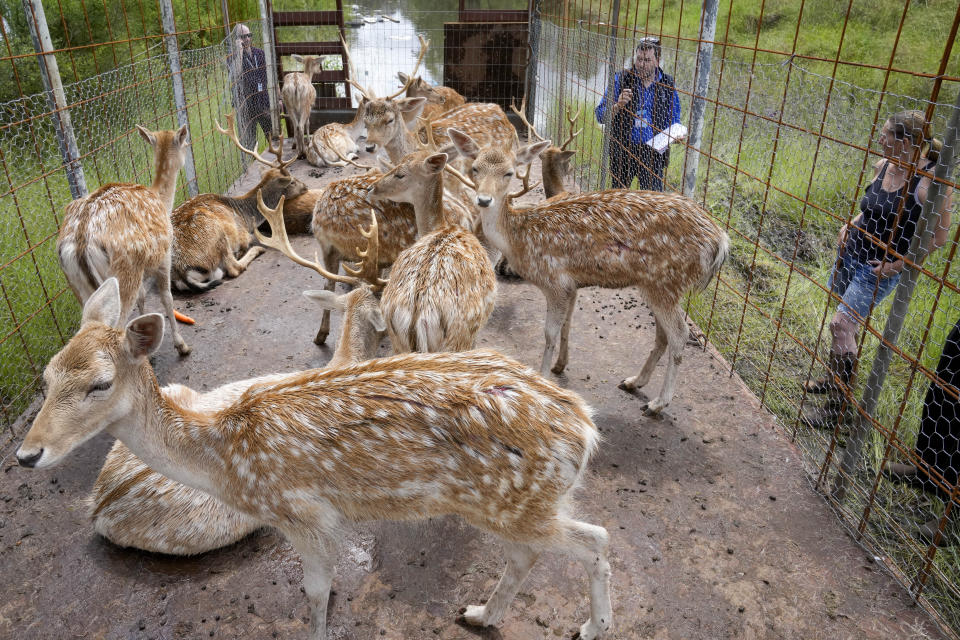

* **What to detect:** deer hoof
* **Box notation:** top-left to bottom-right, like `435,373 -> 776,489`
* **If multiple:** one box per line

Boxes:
457,605 -> 490,627
642,398 -> 666,416
176,342 -> 192,357
551,363 -> 566,375
618,378 -> 637,391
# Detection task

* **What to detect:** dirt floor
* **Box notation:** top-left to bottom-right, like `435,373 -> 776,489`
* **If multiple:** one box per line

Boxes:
0,149 -> 949,640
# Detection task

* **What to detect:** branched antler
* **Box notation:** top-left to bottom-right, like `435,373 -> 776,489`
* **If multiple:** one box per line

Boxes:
340,33 -> 376,100
510,95 -> 546,144
217,112 -> 295,170
385,35 -> 429,100
319,129 -> 379,171
255,191 -> 387,289
560,106 -> 583,151
507,164 -> 541,201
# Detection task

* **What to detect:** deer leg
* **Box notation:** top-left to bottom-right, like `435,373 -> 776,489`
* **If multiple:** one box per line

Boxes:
619,321 -> 667,391
155,256 -> 190,356
558,518 -> 612,640
459,542 -> 540,628
541,291 -> 572,376
313,247 -> 339,345
288,533 -> 337,640
225,245 -> 265,279
643,307 -> 686,414
551,291 -> 578,374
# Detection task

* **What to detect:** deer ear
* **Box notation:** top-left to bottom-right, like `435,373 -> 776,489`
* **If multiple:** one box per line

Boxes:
175,124 -> 189,147
82,278 -> 122,327
423,153 -> 448,174
291,54 -> 304,66
397,97 -> 426,113
366,306 -> 387,333
557,150 -> 577,163
135,125 -> 155,146
447,128 -> 480,159
397,72 -> 410,84
124,313 -> 165,359
303,290 -> 346,312
516,140 -> 552,165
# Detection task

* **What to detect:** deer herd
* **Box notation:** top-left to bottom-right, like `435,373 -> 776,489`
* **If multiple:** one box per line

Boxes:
16,36 -> 729,640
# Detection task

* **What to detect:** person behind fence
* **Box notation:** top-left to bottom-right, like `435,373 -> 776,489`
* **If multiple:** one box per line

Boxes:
227,24 -> 272,148
594,37 -> 683,191
802,110 -> 954,429
883,315 -> 960,546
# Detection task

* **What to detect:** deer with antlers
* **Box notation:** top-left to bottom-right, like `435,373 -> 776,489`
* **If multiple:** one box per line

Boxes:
367,142 -> 496,353
447,128 -> 730,414
397,71 -> 466,121
88,241 -> 386,555
57,124 -> 192,355
306,99 -> 366,168
168,114 -> 307,292
511,97 -> 582,200
281,54 -> 322,159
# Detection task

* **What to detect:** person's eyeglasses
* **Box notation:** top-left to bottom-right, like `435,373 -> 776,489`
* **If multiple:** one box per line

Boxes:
240,34 -> 252,40
637,37 -> 660,45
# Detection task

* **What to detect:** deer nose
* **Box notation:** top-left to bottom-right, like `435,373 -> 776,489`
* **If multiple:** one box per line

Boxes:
365,143 -> 376,153
476,195 -> 492,208
17,448 -> 43,468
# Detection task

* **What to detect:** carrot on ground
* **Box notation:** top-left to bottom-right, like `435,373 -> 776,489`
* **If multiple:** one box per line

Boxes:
173,310 -> 195,325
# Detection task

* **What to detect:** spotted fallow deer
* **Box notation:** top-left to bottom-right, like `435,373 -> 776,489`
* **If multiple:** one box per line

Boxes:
88,282 -> 386,555
57,124 -> 191,355
511,97 -> 581,200
368,149 -> 496,353
306,98 -> 365,168
281,54 -> 322,159
448,128 -> 730,414
397,71 -> 466,121
169,115 -> 307,292
18,275 -> 611,640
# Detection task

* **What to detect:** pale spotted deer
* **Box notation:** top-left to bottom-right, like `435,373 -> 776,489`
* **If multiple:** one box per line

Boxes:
397,71 -> 466,121
18,275 -> 612,640
87,285 -> 386,555
281,54 -> 322,159
306,99 -> 365,168
448,128 -> 730,414
368,149 -> 496,353
170,115 -> 307,292
57,124 -> 191,355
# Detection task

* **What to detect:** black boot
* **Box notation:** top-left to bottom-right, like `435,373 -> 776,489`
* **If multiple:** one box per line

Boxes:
801,352 -> 857,429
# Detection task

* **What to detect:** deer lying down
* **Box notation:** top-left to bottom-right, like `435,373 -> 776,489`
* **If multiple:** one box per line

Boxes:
87,286 -> 386,555
18,277 -> 612,640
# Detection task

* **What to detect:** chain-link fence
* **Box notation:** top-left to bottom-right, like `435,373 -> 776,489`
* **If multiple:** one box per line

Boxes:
531,0 -> 960,635
0,0 -> 262,437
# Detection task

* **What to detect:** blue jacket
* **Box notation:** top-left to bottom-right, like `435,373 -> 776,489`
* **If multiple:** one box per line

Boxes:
595,67 -> 681,146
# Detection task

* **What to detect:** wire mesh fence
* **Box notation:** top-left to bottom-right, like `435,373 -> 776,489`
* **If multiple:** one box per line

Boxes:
0,0 -> 262,437
531,0 -> 960,635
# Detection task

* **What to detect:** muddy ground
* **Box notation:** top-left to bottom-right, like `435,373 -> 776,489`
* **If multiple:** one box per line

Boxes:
0,149 -> 947,640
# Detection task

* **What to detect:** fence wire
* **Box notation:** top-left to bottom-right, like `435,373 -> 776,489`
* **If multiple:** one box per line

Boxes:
532,6 -> 960,637
0,15 -> 263,437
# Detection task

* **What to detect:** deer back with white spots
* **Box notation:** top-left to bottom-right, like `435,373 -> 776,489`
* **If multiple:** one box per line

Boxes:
18,277 -> 613,640
56,124 -> 192,356
448,128 -> 730,414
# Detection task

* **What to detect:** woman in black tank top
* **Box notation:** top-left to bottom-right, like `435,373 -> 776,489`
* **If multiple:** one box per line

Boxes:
802,110 -> 954,430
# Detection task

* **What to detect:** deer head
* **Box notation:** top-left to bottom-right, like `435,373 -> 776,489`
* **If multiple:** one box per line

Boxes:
447,128 -> 550,210
17,278 -> 164,469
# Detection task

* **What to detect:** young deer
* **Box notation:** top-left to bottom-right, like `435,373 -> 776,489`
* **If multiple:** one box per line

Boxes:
170,115 -> 307,292
397,71 -> 466,121
368,149 -> 496,353
448,128 -> 730,414
57,124 -> 191,355
18,276 -> 612,640
88,285 -> 386,555
281,54 -> 322,159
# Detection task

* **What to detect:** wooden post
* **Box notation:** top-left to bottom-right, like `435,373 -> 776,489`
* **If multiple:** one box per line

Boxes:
22,0 -> 87,199
258,0 -> 281,135
597,0 -> 621,190
159,0 -> 200,197
682,0 -> 719,198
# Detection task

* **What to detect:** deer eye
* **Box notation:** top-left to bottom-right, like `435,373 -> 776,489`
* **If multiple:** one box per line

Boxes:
504,172 -> 514,178
394,173 -> 405,179
87,380 -> 113,396
471,167 -> 478,173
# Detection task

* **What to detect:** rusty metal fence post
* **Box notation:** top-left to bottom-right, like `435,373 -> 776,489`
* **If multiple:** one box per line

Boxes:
682,0 -> 718,199
832,90 -> 960,501
258,0 -> 281,136
158,0 -> 199,197
21,0 -> 87,199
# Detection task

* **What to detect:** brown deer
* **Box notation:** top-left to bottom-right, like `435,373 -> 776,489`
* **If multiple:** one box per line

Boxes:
367,149 -> 496,353
18,274 -> 612,640
281,54 -> 322,159
511,98 -> 581,200
57,124 -> 191,355
397,71 -> 466,121
447,128 -> 730,414
88,283 -> 386,555
170,115 -> 307,292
